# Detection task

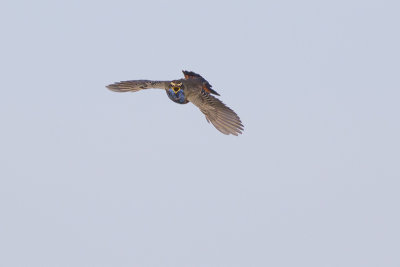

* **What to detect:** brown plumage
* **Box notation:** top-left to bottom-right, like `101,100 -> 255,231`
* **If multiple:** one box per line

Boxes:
106,71 -> 244,135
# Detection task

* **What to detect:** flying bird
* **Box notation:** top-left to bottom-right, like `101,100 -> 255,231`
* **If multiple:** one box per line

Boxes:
106,71 -> 244,135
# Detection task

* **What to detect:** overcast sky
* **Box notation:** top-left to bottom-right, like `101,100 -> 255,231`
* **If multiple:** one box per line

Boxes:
1,0 -> 399,266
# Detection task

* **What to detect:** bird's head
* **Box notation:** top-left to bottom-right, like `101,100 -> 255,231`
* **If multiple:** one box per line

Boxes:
169,81 -> 183,94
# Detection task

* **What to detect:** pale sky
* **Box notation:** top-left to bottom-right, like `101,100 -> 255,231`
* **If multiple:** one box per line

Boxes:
1,0 -> 399,266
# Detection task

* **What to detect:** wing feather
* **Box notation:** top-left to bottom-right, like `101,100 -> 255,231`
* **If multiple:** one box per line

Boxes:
106,80 -> 169,92
188,93 -> 244,136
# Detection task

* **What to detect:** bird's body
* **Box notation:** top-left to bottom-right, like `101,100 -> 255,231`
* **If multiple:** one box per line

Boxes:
166,85 -> 187,104
106,71 -> 244,135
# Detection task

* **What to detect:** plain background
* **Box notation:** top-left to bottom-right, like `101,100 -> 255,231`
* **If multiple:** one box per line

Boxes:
1,0 -> 399,266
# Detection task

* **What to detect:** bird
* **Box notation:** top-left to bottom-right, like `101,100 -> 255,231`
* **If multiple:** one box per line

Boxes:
106,70 -> 244,135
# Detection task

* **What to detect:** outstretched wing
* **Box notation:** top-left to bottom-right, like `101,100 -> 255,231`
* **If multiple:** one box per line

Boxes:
187,92 -> 244,136
106,80 -> 169,92
182,70 -> 220,96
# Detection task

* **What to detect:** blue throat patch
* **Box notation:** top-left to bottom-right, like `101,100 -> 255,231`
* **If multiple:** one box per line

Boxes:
166,89 -> 186,104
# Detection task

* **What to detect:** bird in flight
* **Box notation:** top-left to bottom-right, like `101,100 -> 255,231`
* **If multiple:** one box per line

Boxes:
106,70 -> 244,135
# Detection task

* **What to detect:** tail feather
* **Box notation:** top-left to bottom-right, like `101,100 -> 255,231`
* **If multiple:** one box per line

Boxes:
182,70 -> 220,96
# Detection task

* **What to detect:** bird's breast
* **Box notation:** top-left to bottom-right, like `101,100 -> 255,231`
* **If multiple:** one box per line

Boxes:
166,89 -> 188,104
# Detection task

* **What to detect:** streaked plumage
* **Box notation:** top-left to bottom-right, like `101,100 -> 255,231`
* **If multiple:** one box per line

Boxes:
106,71 -> 244,135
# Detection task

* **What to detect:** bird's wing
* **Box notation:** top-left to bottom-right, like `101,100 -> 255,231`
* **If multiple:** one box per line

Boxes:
187,92 -> 244,135
106,80 -> 169,92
